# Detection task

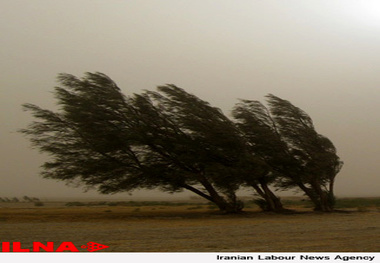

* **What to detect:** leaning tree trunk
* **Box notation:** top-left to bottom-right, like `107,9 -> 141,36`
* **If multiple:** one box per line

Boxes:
309,177 -> 335,212
181,183 -> 235,212
328,176 -> 336,208
194,173 -> 243,213
314,185 -> 334,212
298,180 -> 334,212
296,182 -> 323,211
258,179 -> 285,212
249,181 -> 285,213
223,190 -> 244,213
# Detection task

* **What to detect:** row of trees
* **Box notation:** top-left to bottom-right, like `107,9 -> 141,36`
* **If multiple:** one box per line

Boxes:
0,196 -> 41,202
20,72 -> 343,213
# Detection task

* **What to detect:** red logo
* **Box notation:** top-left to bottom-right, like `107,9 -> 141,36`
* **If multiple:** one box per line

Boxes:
1,242 -> 109,252
81,242 -> 109,252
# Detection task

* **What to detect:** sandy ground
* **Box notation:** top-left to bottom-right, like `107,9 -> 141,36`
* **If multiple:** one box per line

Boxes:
0,205 -> 379,252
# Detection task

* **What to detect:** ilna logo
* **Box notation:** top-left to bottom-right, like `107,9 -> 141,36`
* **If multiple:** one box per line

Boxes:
1,242 -> 109,252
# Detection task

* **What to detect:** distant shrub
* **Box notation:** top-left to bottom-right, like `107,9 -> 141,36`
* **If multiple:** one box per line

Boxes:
65,202 -> 86,206
23,196 -> 32,202
34,201 -> 44,207
87,201 -> 107,206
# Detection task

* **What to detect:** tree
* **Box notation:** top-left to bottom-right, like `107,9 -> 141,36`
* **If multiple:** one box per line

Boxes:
139,86 -> 250,212
267,94 -> 343,211
147,86 -> 287,213
233,94 -> 343,212
20,72 -> 248,213
20,72 -> 343,213
22,196 -> 32,202
232,99 -> 288,212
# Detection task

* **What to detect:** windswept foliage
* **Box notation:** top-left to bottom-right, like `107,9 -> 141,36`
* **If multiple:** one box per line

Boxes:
20,72 -> 343,213
21,73 -> 248,212
233,95 -> 343,211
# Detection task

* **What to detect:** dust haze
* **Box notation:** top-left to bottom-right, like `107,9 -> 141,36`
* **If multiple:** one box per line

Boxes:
1,1 -> 379,199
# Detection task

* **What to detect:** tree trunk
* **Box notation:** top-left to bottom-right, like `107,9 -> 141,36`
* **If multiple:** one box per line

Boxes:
250,183 -> 272,211
182,183 -> 232,212
328,177 -> 336,208
310,179 -> 334,212
181,184 -> 215,203
195,173 -> 243,213
298,179 -> 334,212
250,181 -> 285,213
296,182 -> 323,211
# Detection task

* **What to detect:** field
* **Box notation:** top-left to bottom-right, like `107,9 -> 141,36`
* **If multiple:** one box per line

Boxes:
0,198 -> 379,252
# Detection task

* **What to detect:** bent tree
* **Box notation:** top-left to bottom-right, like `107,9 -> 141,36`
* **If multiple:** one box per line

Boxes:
20,72 -> 343,213
141,86 -> 249,212
20,72 -> 248,213
267,94 -> 343,211
232,100 -> 289,212
233,95 -> 343,212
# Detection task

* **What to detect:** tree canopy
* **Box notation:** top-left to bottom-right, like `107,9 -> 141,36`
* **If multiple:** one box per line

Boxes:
20,72 -> 343,212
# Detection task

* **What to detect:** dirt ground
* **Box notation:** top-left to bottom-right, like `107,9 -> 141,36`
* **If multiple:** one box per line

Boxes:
0,204 -> 379,252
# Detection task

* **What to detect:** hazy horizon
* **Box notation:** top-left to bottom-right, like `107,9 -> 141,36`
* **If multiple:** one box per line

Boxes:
1,1 -> 379,200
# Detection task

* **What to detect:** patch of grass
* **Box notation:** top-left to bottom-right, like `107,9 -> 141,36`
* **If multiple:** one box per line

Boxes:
116,201 -> 203,207
357,207 -> 370,212
63,197 -> 380,212
65,201 -> 206,207
65,202 -> 86,207
186,205 -> 203,210
207,204 -> 218,210
335,197 -> 380,209
279,197 -> 380,210
281,198 -> 314,208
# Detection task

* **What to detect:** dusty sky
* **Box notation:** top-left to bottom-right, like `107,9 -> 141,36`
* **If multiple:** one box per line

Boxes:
1,0 -> 379,200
